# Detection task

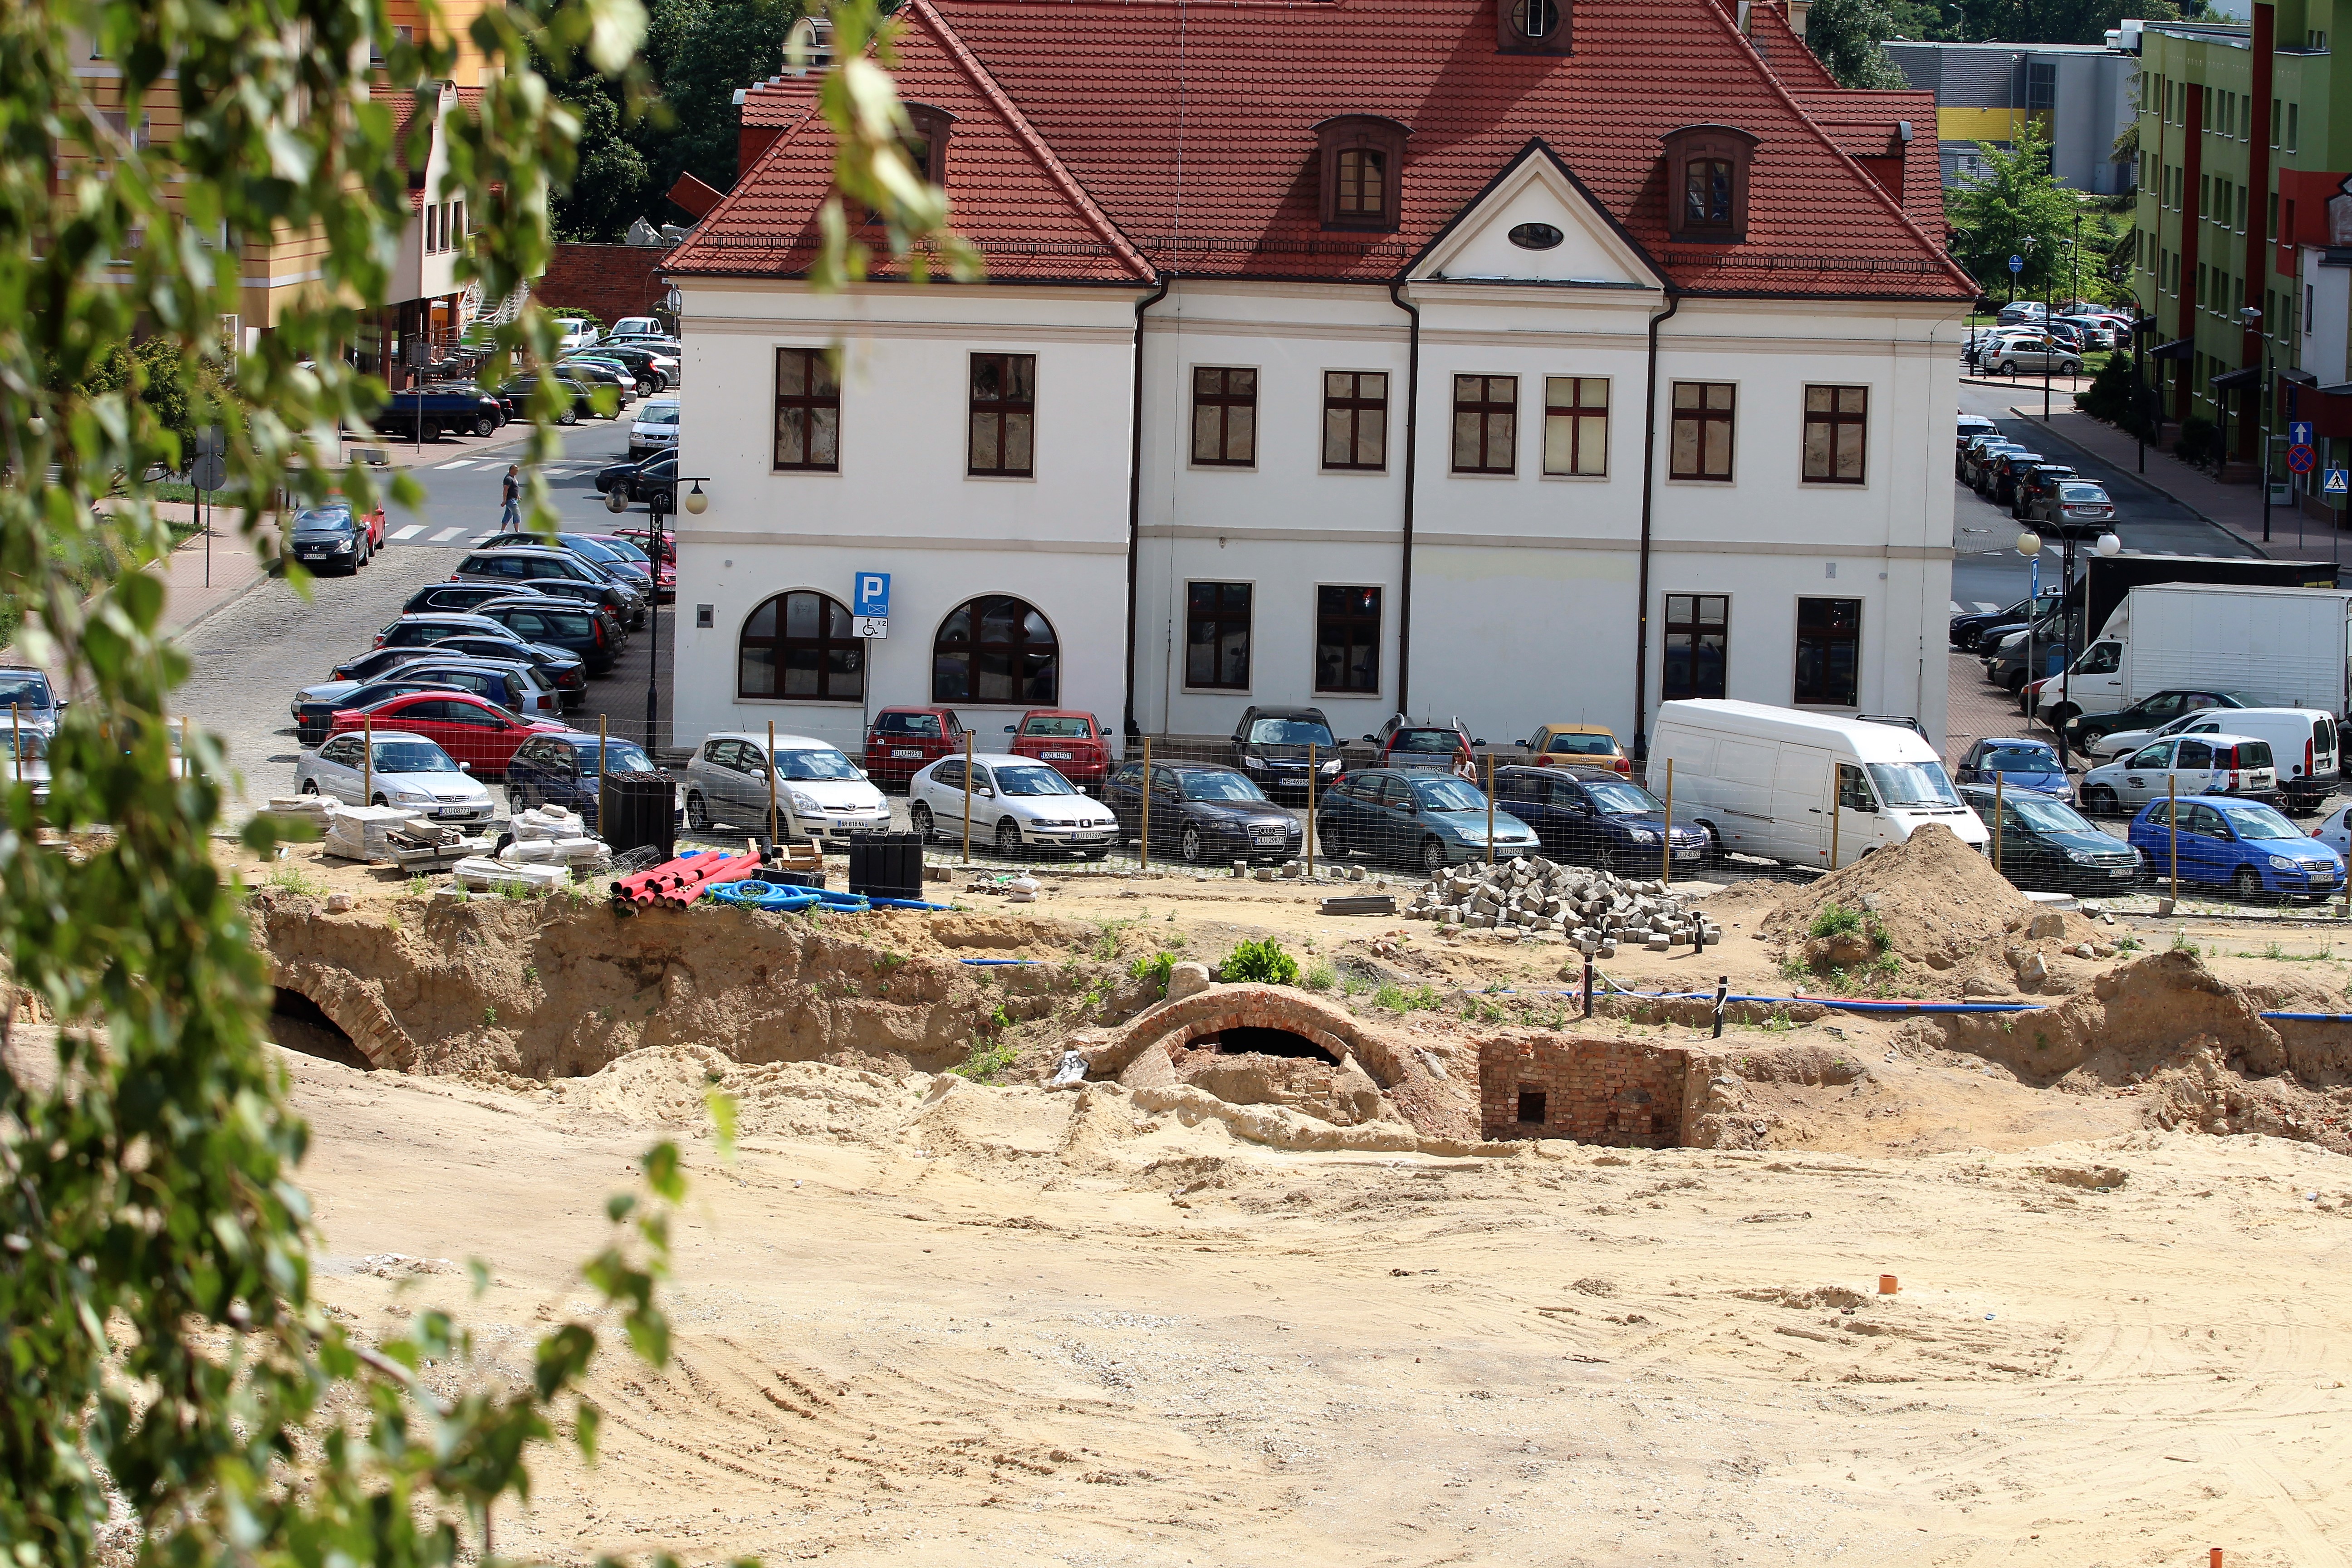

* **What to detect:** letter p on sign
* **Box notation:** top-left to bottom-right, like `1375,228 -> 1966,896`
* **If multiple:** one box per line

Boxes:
854,572 -> 891,620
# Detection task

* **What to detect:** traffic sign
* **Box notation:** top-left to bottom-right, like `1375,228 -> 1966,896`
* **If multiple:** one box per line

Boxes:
2008,255 -> 2024,273
855,616 -> 888,639
2291,420 -> 2315,447
191,425 -> 227,491
2328,469 -> 2350,496
2288,444 -> 2316,475
854,571 -> 890,619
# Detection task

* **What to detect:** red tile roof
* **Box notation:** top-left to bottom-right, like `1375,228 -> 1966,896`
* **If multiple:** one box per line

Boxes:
670,0 -> 1975,300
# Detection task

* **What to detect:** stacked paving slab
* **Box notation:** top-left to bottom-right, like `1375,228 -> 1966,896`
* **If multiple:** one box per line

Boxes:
1405,857 -> 1720,954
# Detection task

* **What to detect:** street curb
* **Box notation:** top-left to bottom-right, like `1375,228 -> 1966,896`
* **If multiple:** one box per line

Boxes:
2003,404 -> 2266,555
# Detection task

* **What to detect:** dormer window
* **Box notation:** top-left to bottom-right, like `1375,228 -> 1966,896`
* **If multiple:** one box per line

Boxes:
1497,0 -> 1571,54
901,103 -> 954,186
1315,115 -> 1409,232
1661,124 -> 1758,243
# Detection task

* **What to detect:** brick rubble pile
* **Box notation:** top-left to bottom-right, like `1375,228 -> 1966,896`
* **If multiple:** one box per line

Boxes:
1404,856 -> 1720,954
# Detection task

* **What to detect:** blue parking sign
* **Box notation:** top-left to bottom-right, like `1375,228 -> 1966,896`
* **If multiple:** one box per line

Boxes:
2008,255 -> 2024,273
854,572 -> 891,619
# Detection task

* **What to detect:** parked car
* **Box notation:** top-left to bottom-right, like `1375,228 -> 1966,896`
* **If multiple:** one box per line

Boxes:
553,357 -> 633,411
554,319 -> 601,354
475,531 -> 655,597
1956,413 -> 2001,452
577,533 -> 674,603
294,730 -> 495,822
2065,688 -> 2257,753
387,654 -> 562,718
401,581 -> 563,618
1367,717 -> 1480,775
325,690 -> 571,779
326,644 -> 438,686
2127,795 -> 2347,902
1960,436 -> 2026,489
412,634 -> 585,705
862,706 -> 969,789
2313,801 -> 2352,860
0,666 -> 65,733
498,373 -> 598,425
683,732 -> 892,845
467,597 -> 619,676
1953,737 -> 2073,802
0,715 -> 51,810
2053,314 -> 2115,350
1950,592 -> 2058,652
1229,705 -> 1343,797
1316,767 -> 1539,873
451,547 -> 642,627
609,315 -> 663,339
1985,450 -> 2048,506
906,752 -> 1121,858
1984,619 -> 2068,692
596,452 -> 677,509
372,610 -> 523,652
628,397 -> 680,461
2006,463 -> 2078,518
1980,336 -> 2083,377
1520,722 -> 1631,775
609,525 -> 676,565
572,343 -> 671,394
286,505 -> 372,573
291,674 -> 468,747
505,731 -> 656,819
1957,783 -> 2142,892
2089,706 -> 2341,813
2078,732 -> 2278,815
1490,765 -> 1707,874
371,385 -> 505,440
1101,760 -> 1303,864
2022,479 -> 2115,531
1002,709 -> 1112,789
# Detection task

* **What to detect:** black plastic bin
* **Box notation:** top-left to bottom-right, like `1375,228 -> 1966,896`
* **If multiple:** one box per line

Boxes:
769,868 -> 827,889
602,769 -> 676,862
848,831 -> 924,900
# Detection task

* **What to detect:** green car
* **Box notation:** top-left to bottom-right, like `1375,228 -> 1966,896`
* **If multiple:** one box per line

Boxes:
2063,688 -> 2254,753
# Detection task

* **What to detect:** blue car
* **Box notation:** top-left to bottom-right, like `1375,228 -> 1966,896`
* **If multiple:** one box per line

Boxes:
1955,736 -> 2073,803
1315,766 -> 1539,874
1490,764 -> 1709,875
505,730 -> 657,819
2127,796 -> 2347,902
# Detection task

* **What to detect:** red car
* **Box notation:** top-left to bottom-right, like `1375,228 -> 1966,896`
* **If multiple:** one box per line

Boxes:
579,533 -> 676,603
328,690 -> 572,779
325,489 -> 386,551
1376,720 -> 1481,777
862,705 -> 968,789
1004,709 -> 1111,789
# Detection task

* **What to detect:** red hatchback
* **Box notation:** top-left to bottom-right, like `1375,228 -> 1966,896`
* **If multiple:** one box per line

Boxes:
1004,709 -> 1111,789
862,706 -> 967,789
328,690 -> 572,779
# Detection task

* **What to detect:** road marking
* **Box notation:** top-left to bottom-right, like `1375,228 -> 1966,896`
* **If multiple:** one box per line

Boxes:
470,533 -> 495,545
1974,601 -> 2000,612
390,524 -> 424,541
1949,600 -> 1962,613
428,526 -> 466,542
435,460 -> 477,470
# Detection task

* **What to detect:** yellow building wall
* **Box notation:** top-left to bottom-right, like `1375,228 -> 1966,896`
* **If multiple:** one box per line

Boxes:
1936,107 -> 2052,144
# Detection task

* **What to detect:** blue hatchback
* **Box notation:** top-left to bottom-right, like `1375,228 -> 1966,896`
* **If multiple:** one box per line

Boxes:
2127,796 -> 2347,902
505,731 -> 656,819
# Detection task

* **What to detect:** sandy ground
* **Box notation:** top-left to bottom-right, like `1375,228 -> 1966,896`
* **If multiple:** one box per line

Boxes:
206,1038 -> 2352,1568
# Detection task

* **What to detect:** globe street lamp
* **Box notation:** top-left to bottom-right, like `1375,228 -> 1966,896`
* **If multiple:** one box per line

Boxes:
2240,304 -> 2272,543
2016,528 -> 2042,723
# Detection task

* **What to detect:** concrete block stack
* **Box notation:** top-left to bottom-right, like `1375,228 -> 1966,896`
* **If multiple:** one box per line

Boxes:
1404,856 -> 1720,953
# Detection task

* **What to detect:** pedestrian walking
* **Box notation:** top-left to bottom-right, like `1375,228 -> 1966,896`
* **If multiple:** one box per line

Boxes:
499,463 -> 520,528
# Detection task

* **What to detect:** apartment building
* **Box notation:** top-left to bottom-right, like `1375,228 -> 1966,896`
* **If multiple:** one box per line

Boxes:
1883,39 -> 2140,193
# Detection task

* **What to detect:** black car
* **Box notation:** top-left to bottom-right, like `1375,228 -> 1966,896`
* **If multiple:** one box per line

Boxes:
401,581 -> 565,618
1102,760 -> 1303,865
428,633 -> 588,705
372,611 -> 518,654
1950,593 -> 2059,652
325,644 -> 435,686
451,547 -> 642,628
1227,705 -> 1343,799
2063,688 -> 2256,752
1958,783 -> 2142,892
469,596 -> 618,675
291,675 -> 467,747
371,386 -> 504,440
1490,765 -> 1709,874
499,374 -> 597,425
593,451 -> 676,506
569,342 -> 670,393
505,731 -> 658,818
286,505 -> 370,573
2008,462 -> 2078,518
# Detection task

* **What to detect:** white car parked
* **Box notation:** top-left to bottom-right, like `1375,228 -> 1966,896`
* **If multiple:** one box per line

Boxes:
2,715 -> 51,808
682,731 -> 890,846
294,730 -> 496,823
2315,802 -> 2352,861
628,397 -> 680,462
906,752 -> 1120,858
2077,733 -> 2277,816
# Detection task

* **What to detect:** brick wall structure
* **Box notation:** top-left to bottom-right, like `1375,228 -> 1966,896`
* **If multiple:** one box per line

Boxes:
1477,1034 -> 1694,1147
538,241 -> 675,328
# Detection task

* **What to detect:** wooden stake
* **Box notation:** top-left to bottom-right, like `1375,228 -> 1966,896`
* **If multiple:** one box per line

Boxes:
962,730 -> 975,866
362,714 -> 372,805
1139,735 -> 1152,870
1661,758 -> 1675,885
597,714 -> 608,839
766,718 -> 778,850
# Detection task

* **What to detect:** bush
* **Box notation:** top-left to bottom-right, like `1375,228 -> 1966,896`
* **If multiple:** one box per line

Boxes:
2073,353 -> 2153,436
2174,414 -> 2221,470
1218,937 -> 1299,986
1128,949 -> 1177,997
1808,902 -> 1862,940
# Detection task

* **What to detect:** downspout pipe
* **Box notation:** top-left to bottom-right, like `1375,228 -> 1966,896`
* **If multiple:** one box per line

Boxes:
1632,286 -> 1683,764
1390,279 -> 1421,718
1122,270 -> 1172,741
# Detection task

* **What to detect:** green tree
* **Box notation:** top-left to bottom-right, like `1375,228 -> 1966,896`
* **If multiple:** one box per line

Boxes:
552,73 -> 655,241
1945,120 -> 2080,296
642,0 -> 799,210
1805,0 -> 1915,88
1947,0 -> 2211,43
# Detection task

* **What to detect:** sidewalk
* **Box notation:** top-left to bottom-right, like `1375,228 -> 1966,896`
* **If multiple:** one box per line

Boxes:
2004,403 -> 2280,547
2,507 -> 272,686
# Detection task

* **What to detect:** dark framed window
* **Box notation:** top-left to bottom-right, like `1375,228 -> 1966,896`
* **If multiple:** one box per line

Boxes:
738,591 -> 863,701
1337,149 -> 1385,217
1315,585 -> 1382,694
1315,116 -> 1408,231
1323,371 -> 1388,470
1802,385 -> 1868,485
1452,374 -> 1517,475
1669,381 -> 1735,480
773,348 -> 840,472
968,353 -> 1035,477
934,594 -> 1057,703
1185,582 -> 1253,690
1661,124 -> 1757,243
1684,159 -> 1734,227
1542,376 -> 1608,476
1661,593 -> 1728,701
1191,367 -> 1257,466
1794,597 -> 1861,707
1498,0 -> 1568,52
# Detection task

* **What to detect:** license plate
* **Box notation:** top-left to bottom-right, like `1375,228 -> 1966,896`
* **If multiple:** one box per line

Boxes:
2108,867 -> 2135,877
1073,832 -> 1110,842
436,807 -> 474,818
892,749 -> 921,758
1253,827 -> 1284,843
1042,750 -> 1073,760
301,551 -> 328,561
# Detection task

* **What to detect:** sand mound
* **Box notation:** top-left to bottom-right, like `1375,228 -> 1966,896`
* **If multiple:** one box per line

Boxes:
1762,824 -> 2038,971
548,1042 -> 929,1143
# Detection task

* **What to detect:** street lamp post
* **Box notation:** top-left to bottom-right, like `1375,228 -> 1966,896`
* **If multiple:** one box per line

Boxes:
2239,305 -> 2274,543
2016,528 -> 2042,720
2050,528 -> 2125,769
639,476 -> 709,757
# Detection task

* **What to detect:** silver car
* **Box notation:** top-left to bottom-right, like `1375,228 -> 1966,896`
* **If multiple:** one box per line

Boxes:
683,731 -> 890,845
294,729 -> 495,822
1977,335 -> 2083,377
906,752 -> 1120,858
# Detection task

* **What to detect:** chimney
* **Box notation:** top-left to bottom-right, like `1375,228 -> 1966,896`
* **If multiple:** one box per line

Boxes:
1788,0 -> 1812,37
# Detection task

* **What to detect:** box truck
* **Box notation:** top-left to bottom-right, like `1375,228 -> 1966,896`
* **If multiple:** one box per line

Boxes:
2036,583 -> 2352,732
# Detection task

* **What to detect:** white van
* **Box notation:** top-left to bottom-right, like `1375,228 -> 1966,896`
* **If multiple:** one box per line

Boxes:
2169,709 -> 2336,812
1651,700 -> 1988,870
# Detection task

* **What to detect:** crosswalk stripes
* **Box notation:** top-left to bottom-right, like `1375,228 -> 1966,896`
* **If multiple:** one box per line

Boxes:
1974,601 -> 1999,612
1950,600 -> 1961,613
434,459 -> 477,470
389,524 -> 424,541
428,526 -> 466,543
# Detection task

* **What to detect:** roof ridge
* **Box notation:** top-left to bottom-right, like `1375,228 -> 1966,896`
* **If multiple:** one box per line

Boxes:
1693,0 -> 1976,294
907,0 -> 1156,280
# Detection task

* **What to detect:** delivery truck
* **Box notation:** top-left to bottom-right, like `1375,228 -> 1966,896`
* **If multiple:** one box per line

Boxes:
2036,583 -> 2352,734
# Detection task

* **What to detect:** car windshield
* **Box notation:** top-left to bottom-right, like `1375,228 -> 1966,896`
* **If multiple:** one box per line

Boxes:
1412,777 -> 1488,812
1867,761 -> 1962,808
1022,716 -> 1093,738
2058,483 -> 2109,502
1393,729 -> 1463,753
586,740 -> 652,775
1182,771 -> 1268,803
2218,804 -> 2304,841
371,741 -> 456,774
0,674 -> 53,707
1585,779 -> 1662,815
595,537 -> 650,563
3,729 -> 49,761
561,535 -> 622,564
996,765 -> 1076,797
771,746 -> 862,782
1981,744 -> 2060,772
2011,795 -> 2097,834
292,509 -> 353,531
1248,718 -> 1334,746
640,404 -> 680,425
1546,732 -> 1617,755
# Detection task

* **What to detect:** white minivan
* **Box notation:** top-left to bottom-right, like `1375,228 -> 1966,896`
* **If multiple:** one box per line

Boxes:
2089,706 -> 2338,812
1650,700 -> 1988,870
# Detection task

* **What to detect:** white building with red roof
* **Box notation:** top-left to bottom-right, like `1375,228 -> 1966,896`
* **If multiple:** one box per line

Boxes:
663,0 -> 1976,779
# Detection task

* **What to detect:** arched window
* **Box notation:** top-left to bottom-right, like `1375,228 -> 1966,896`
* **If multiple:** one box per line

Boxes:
1661,124 -> 1758,243
1314,116 -> 1410,232
933,595 -> 1058,704
1684,159 -> 1734,227
738,591 -> 863,701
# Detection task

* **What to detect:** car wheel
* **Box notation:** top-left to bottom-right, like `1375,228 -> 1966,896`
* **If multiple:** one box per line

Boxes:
1418,836 -> 1449,875
637,378 -> 656,398
684,791 -> 710,831
909,801 -> 934,841
371,794 -> 388,808
558,407 -> 579,427
2082,785 -> 2118,816
473,415 -> 496,438
1180,824 -> 1206,865
1318,828 -> 1346,861
2002,670 -> 2026,694
1999,360 -> 2019,375
300,779 -> 319,795
995,816 -> 1023,857
2234,866 -> 2265,903
2063,360 -> 2082,375
2044,703 -> 2078,734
